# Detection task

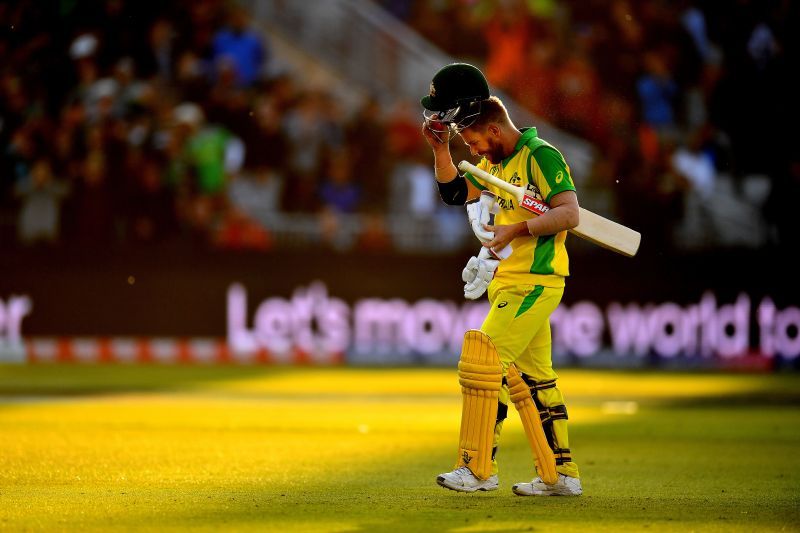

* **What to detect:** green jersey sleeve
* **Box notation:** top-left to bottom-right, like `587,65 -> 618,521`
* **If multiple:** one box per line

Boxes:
530,147 -> 576,202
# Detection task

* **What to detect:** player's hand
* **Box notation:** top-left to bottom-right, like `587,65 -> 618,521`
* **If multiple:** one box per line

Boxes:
483,222 -> 528,251
421,120 -> 450,148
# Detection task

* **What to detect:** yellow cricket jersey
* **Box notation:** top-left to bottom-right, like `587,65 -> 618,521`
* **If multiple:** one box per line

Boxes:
465,127 -> 576,289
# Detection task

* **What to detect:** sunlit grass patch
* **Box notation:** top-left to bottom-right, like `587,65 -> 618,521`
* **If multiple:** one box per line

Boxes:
1,365 -> 798,531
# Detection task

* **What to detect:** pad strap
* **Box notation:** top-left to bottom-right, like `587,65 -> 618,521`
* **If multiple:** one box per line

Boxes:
553,447 -> 572,465
521,374 -> 557,391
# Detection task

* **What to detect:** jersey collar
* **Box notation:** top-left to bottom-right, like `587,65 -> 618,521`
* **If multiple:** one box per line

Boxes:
503,127 -> 538,167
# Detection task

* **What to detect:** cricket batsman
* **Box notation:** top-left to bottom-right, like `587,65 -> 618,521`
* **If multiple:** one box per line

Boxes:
421,63 -> 582,496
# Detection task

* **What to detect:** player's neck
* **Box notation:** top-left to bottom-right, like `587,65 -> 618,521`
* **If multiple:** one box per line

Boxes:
501,124 -> 521,157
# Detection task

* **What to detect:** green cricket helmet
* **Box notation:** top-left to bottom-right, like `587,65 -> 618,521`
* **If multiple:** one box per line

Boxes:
421,63 -> 489,139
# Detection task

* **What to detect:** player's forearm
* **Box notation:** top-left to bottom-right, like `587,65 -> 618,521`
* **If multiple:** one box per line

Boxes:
523,203 -> 580,237
433,152 -> 458,183
433,150 -> 468,205
433,150 -> 470,205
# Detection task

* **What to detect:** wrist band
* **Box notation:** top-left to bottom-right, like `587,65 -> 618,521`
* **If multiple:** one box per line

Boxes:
437,174 -> 468,205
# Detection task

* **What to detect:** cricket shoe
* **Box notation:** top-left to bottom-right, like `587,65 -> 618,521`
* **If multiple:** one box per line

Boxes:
512,474 -> 582,496
436,466 -> 499,492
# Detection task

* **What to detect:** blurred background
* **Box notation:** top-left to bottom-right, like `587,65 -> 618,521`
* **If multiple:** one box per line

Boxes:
1,0 -> 798,369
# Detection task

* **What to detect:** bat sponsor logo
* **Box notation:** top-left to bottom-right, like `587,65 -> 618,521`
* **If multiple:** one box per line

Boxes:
526,183 -> 543,199
521,195 -> 550,215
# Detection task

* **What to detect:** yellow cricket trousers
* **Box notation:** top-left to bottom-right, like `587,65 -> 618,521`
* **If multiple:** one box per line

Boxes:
481,281 -> 579,478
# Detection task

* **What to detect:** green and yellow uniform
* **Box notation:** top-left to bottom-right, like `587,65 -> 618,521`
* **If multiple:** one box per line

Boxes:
465,127 -> 576,289
465,127 -> 579,479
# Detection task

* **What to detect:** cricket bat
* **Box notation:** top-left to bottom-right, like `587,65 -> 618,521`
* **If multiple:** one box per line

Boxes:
458,161 -> 641,257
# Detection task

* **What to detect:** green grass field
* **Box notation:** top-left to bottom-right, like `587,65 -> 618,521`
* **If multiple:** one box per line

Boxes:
1,365 -> 799,532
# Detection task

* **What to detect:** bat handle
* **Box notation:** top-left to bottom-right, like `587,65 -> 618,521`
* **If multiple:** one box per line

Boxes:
458,160 -> 526,203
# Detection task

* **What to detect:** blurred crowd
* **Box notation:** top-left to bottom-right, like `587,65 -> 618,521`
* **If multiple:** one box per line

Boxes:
0,0 -> 442,254
381,0 -> 799,250
2,0 -> 798,255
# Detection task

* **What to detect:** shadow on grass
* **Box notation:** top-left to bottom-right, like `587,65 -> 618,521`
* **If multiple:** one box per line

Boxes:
0,364 -> 296,397
3,365 -> 800,407
661,389 -> 800,407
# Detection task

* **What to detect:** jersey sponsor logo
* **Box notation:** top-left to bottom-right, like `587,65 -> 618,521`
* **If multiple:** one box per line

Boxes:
497,197 -> 515,210
554,169 -> 573,186
498,301 -> 508,308
509,172 -> 522,186
490,165 -> 500,176
520,195 -> 550,215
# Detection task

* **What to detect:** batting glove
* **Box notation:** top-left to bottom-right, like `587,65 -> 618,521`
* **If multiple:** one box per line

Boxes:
463,247 -> 500,300
466,191 -> 497,244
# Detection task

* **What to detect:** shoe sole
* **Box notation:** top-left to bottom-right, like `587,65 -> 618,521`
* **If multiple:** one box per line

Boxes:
437,476 -> 498,493
512,484 -> 581,496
